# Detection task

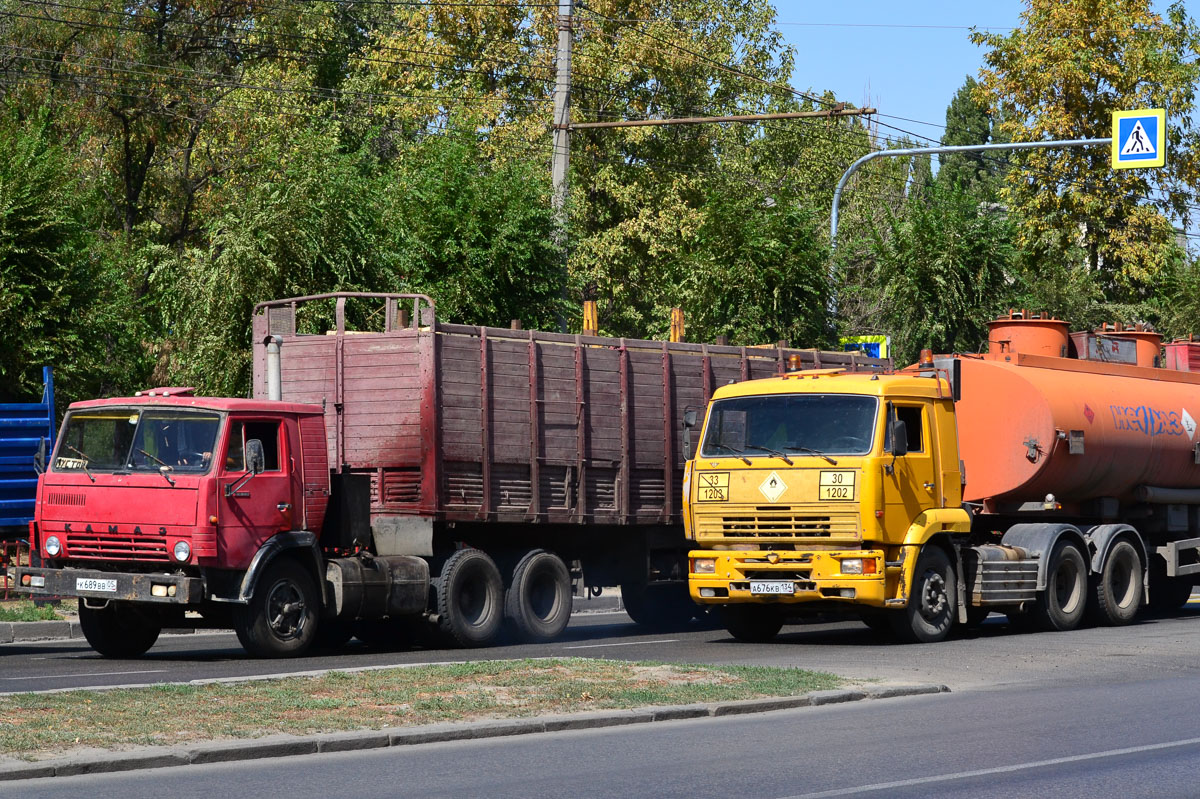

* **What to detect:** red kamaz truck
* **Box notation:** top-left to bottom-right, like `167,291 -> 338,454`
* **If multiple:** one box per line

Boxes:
15,293 -> 884,657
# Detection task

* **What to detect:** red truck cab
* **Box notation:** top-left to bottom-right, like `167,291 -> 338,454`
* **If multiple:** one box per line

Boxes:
19,391 -> 329,656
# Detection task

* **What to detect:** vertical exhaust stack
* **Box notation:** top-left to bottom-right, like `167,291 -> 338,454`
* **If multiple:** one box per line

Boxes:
264,335 -> 283,401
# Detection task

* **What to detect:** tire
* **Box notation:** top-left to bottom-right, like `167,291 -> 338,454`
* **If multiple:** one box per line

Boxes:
505,549 -> 573,642
891,545 -> 956,643
78,600 -> 161,658
1148,555 -> 1194,612
233,558 -> 320,658
620,582 -> 697,631
720,605 -> 783,643
434,548 -> 504,647
1090,539 -> 1143,626
1032,540 -> 1087,632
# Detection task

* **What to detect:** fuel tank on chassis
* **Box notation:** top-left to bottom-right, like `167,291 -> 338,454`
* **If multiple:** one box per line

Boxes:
955,355 -> 1200,506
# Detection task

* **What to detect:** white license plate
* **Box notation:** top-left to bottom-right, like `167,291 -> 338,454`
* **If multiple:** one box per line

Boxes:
76,578 -> 117,593
750,581 -> 794,595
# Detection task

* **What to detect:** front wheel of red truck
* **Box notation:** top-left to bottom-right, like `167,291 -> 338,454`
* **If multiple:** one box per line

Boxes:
78,600 -> 162,658
233,558 -> 319,658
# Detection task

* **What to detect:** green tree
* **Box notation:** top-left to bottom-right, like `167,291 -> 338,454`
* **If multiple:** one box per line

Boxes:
858,178 -> 1017,364
972,0 -> 1200,289
940,76 -> 1007,195
0,112 -> 149,404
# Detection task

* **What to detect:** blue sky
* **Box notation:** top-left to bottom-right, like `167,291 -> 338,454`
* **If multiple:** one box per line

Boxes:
770,1 -> 1190,143
770,0 -> 1025,143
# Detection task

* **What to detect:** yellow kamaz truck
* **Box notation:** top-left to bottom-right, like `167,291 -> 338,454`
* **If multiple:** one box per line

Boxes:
684,315 -> 1200,644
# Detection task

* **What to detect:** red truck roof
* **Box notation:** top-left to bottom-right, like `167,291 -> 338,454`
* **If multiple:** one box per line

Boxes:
68,395 -> 324,415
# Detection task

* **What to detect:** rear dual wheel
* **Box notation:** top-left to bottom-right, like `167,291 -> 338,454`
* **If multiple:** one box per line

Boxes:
1032,541 -> 1087,632
505,549 -> 572,643
434,549 -> 504,647
1090,539 -> 1142,626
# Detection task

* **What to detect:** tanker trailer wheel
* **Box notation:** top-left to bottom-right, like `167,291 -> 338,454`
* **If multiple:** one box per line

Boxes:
505,549 -> 573,642
720,605 -> 783,643
233,558 -> 319,658
1090,540 -> 1143,626
1032,540 -> 1087,632
891,545 -> 956,643
78,600 -> 162,658
434,548 -> 504,647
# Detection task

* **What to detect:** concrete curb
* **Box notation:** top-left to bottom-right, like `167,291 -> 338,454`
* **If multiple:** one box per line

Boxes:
0,683 -> 949,782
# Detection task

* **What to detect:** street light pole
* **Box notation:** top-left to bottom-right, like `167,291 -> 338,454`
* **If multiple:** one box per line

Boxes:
829,137 -> 1112,248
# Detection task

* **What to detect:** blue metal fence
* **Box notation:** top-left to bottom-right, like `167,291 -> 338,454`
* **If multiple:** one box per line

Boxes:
0,367 -> 55,533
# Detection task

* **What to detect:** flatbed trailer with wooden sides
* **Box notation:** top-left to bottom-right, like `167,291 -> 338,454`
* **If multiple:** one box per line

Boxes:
15,293 -> 885,657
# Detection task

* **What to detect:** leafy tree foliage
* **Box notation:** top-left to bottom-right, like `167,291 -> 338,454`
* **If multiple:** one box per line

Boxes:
857,177 -> 1017,364
939,76 -> 1007,195
972,0 -> 1199,289
0,113 -> 148,404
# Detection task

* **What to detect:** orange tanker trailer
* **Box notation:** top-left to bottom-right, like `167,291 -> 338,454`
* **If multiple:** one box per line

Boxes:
685,311 -> 1200,643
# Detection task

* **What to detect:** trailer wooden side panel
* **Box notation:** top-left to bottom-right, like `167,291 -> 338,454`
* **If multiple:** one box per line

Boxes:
253,295 -> 888,531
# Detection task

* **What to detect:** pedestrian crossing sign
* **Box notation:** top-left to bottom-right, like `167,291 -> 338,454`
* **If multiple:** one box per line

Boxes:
1112,109 -> 1166,169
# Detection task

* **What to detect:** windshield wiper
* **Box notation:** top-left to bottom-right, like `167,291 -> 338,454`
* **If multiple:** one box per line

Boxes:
708,443 -> 751,465
137,449 -> 176,486
791,445 -> 838,465
61,444 -> 96,482
742,444 -> 795,465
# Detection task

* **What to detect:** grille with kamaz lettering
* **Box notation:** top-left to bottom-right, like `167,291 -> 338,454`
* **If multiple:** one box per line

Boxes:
694,509 -> 860,543
66,530 -> 170,561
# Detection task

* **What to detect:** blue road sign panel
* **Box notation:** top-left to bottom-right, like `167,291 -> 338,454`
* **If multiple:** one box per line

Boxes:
1112,109 -> 1166,169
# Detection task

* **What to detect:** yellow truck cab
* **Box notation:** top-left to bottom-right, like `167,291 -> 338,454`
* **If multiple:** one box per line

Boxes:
684,367 -> 969,643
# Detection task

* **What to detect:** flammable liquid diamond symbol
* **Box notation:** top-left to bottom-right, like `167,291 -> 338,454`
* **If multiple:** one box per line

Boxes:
759,471 -> 787,503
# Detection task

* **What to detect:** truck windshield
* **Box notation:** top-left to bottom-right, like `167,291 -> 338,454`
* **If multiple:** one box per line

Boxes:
699,394 -> 878,459
53,409 -> 222,474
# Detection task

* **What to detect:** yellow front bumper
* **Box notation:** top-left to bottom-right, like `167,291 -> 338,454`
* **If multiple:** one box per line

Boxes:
688,549 -> 888,607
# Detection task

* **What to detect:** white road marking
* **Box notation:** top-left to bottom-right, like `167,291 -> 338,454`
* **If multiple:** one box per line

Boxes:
778,735 -> 1200,798
562,639 -> 679,650
0,669 -> 168,681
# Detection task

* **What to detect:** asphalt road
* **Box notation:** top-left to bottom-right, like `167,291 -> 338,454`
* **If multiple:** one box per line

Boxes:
5,603 -> 1200,695
17,671 -> 1200,798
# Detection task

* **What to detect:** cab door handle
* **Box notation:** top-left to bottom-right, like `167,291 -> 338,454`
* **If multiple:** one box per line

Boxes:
923,482 -> 935,490
277,503 -> 292,512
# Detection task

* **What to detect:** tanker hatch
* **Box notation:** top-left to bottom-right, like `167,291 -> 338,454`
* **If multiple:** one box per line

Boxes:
986,310 -> 1069,359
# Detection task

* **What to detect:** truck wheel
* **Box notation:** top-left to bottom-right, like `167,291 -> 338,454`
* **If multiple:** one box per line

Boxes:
891,545 -> 955,643
1033,540 -> 1087,631
505,549 -> 572,642
620,582 -> 697,631
720,605 -> 783,643
78,600 -> 161,658
435,549 -> 504,647
1090,540 -> 1142,626
233,558 -> 319,658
